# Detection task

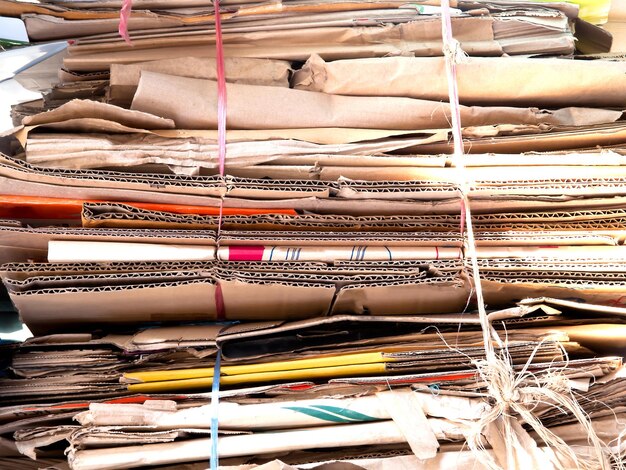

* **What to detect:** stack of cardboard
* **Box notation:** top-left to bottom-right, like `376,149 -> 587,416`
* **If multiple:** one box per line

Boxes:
1,0 -> 626,468
2,297 -> 626,468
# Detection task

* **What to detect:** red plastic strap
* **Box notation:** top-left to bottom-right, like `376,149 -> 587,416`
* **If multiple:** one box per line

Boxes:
214,0 -> 227,246
217,197 -> 225,238
214,0 -> 228,328
215,282 -> 226,321
440,0 -> 466,238
118,0 -> 133,45
459,196 -> 466,236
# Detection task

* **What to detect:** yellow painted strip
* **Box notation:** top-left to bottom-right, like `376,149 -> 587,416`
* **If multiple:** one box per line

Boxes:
124,352 -> 387,384
127,362 -> 388,393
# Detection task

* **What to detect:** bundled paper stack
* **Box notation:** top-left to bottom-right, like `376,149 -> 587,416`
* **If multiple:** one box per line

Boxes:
1,0 -> 626,468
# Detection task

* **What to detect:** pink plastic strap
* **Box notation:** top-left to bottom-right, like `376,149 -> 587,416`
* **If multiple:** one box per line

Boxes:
118,0 -> 133,45
440,0 -> 463,157
440,0 -> 466,235
214,0 -> 228,178
214,0 -> 228,253
211,6 -> 229,462
459,196 -> 466,236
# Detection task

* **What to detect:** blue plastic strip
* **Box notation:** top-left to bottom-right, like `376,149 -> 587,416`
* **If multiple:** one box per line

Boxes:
210,350 -> 222,469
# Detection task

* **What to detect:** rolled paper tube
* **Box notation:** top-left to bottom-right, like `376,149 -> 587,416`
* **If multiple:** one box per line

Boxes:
79,394 -> 390,429
77,390 -> 487,430
217,245 -> 463,262
48,241 -> 217,263
68,421 -> 414,470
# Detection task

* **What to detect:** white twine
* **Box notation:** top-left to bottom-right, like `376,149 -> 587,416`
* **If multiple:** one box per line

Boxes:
438,1 -> 618,468
439,0 -> 498,359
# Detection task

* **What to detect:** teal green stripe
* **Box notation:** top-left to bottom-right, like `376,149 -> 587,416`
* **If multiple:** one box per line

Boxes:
284,406 -> 354,423
310,405 -> 378,422
284,405 -> 378,423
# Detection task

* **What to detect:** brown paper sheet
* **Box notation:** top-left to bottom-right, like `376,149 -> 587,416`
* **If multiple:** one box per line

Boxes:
109,56 -> 290,104
410,122 -> 626,154
293,54 -> 626,107
22,99 -> 174,130
130,72 -> 621,130
23,132 -> 445,171
61,17 -> 501,71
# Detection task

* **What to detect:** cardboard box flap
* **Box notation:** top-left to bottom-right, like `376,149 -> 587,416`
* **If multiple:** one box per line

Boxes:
478,258 -> 626,270
3,269 -> 214,293
481,278 -> 626,310
332,275 -> 470,315
2,260 -> 390,280
336,179 -> 461,200
0,154 -> 228,197
10,279 -> 220,334
0,172 -> 227,214
82,202 -> 462,232
20,333 -> 94,345
218,278 -> 335,321
0,219 -> 23,228
128,324 -> 225,345
412,121 -> 626,155
220,321 -> 496,362
479,270 -> 626,282
481,274 -> 626,288
0,225 -> 218,251
518,297 -> 626,318
474,231 -> 619,246
219,313 -> 481,343
9,273 -> 369,334
0,261 -> 219,281
223,269 -> 428,286
473,207 -> 626,230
